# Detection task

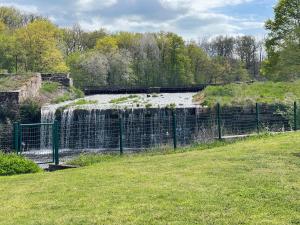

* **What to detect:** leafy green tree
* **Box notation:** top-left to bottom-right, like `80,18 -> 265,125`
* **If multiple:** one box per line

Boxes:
16,20 -> 69,72
186,41 -> 211,84
0,21 -> 5,32
0,7 -> 41,29
0,7 -> 23,29
96,36 -> 118,53
265,28 -> 300,81
263,0 -> 300,80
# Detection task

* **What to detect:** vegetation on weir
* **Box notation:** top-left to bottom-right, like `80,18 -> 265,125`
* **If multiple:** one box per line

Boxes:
195,80 -> 300,106
109,95 -> 139,104
0,132 -> 299,224
50,86 -> 84,104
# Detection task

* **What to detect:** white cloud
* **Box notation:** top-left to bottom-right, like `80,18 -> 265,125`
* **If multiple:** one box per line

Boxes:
76,0 -> 118,12
0,3 -> 39,14
0,0 -> 271,39
160,0 -> 253,12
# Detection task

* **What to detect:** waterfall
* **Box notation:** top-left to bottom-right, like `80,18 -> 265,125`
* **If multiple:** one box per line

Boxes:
40,106 -> 56,149
40,106 -> 217,152
39,93 -> 220,152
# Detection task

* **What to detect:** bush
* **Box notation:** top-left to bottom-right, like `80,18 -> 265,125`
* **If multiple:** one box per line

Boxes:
40,81 -> 60,93
19,99 -> 41,123
0,153 -> 42,176
52,86 -> 84,104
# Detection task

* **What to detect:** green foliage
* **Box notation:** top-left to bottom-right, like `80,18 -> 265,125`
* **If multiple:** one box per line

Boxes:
0,6 -> 260,87
109,95 -> 139,104
63,99 -> 98,108
0,7 -> 25,29
51,86 -> 84,104
40,81 -> 60,93
15,19 -> 69,73
0,153 -> 41,176
74,99 -> 97,105
165,103 -> 176,109
52,93 -> 71,104
263,0 -> 300,80
197,80 -> 300,106
96,36 -> 118,53
19,99 -> 41,123
145,103 -> 152,109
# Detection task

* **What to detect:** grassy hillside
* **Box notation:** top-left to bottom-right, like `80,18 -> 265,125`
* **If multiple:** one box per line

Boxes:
0,73 -> 35,91
0,133 -> 299,224
195,81 -> 300,106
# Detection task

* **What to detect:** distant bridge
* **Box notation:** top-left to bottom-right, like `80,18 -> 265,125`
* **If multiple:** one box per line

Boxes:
84,85 -> 214,95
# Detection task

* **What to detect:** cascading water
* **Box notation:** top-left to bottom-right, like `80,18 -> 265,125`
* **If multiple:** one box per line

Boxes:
40,105 -> 56,149
38,93 -> 292,156
40,93 -> 215,152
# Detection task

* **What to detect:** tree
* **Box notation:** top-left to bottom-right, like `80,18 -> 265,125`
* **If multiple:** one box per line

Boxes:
236,36 -> 259,78
160,33 -> 192,86
0,7 -> 23,29
0,33 -> 17,72
0,21 -> 5,33
0,7 -> 41,29
82,29 -> 107,49
130,33 -> 160,86
210,36 -> 235,58
108,49 -> 134,86
79,51 -> 109,86
62,25 -> 107,55
16,20 -> 69,72
62,24 -> 85,55
264,28 -> 300,81
186,41 -> 211,83
96,36 -> 118,53
263,0 -> 300,80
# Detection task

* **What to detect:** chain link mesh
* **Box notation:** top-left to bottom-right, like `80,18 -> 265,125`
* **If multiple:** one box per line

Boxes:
0,103 -> 298,162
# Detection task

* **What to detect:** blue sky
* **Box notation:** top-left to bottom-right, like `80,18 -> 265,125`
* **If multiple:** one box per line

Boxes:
0,0 -> 277,39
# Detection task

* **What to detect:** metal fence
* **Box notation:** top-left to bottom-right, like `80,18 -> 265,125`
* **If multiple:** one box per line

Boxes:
0,102 -> 299,164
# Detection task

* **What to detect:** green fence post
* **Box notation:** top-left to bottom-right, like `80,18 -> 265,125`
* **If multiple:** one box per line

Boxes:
119,116 -> 124,155
172,110 -> 177,149
13,122 -> 19,154
256,103 -> 260,134
294,101 -> 297,131
217,103 -> 222,140
53,120 -> 59,165
19,123 -> 22,154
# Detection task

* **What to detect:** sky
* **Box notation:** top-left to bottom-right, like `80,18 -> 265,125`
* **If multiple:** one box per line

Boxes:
0,0 -> 277,39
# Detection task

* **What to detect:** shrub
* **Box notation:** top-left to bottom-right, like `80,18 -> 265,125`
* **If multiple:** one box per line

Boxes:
41,81 -> 60,93
52,87 -> 84,104
0,153 -> 42,176
19,99 -> 41,123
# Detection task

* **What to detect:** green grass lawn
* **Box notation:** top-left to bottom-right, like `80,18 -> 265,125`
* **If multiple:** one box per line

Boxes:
194,80 -> 300,106
0,133 -> 299,224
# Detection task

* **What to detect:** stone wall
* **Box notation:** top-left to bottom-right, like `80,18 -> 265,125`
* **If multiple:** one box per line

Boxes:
0,91 -> 20,122
18,73 -> 42,102
41,73 -> 73,87
0,73 -> 42,122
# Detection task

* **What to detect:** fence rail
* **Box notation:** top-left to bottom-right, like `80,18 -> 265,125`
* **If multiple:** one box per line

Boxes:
0,102 -> 299,163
